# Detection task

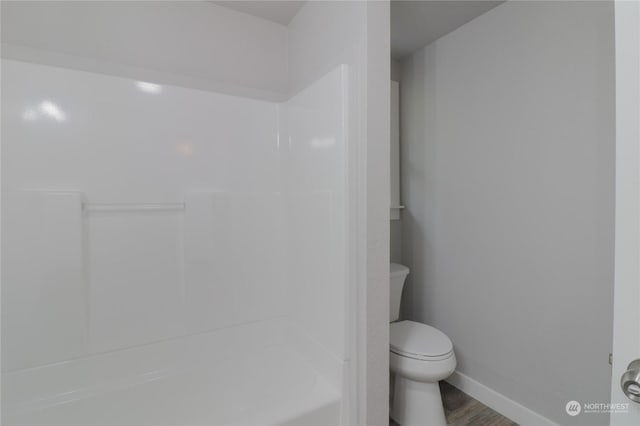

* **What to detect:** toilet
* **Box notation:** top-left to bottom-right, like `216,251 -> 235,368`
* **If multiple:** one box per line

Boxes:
389,263 -> 456,426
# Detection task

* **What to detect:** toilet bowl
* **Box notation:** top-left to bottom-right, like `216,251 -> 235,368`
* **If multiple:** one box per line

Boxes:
390,320 -> 456,425
389,264 -> 456,426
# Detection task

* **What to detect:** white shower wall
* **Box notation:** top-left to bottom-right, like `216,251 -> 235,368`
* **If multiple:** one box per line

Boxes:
283,66 -> 348,362
2,59 -> 348,375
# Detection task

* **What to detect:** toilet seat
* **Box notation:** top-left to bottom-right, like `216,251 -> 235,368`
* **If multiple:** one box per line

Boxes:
390,320 -> 454,361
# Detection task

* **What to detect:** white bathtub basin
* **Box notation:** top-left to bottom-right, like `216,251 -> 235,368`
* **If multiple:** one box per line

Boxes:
2,320 -> 342,426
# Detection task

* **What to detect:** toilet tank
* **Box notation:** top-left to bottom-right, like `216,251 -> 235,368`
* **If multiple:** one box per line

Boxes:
390,263 -> 410,322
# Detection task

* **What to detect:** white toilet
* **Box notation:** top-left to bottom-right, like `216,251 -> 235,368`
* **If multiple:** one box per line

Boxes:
389,263 -> 456,426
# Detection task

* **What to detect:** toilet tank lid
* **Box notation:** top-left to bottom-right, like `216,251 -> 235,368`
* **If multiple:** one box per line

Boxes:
390,263 -> 410,277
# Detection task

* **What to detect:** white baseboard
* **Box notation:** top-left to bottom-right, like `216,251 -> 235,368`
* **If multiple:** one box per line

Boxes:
446,371 -> 558,426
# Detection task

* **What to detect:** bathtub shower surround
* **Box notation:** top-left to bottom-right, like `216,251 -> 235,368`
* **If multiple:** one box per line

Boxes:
2,59 -> 350,425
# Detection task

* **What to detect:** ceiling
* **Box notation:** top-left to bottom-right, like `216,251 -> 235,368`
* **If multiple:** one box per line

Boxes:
211,1 -> 503,58
391,1 -> 503,58
211,1 -> 305,26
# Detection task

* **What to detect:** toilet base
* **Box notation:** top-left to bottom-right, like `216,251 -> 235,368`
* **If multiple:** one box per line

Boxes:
391,375 -> 446,426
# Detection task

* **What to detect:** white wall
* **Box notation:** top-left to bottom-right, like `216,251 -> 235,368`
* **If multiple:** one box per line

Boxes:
288,1 -> 364,94
390,222 -> 403,263
390,59 -> 403,263
391,58 -> 402,82
610,2 -> 640,424
288,2 -> 390,425
283,65 -> 349,364
2,59 -> 286,371
364,4 -> 391,425
1,1 -> 288,100
400,2 -> 614,425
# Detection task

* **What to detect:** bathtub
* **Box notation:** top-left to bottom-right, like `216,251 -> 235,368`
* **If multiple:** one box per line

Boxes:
2,319 -> 343,426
